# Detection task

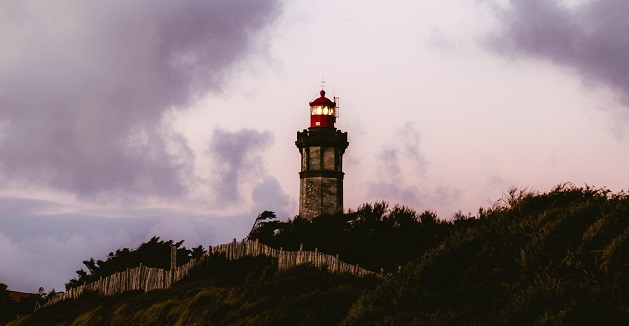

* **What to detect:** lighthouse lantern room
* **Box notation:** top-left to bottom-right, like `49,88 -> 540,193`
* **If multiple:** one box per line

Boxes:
309,90 -> 338,128
296,88 -> 349,219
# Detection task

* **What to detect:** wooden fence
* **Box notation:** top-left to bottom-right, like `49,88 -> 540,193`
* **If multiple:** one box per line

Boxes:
212,239 -> 377,277
43,239 -> 378,308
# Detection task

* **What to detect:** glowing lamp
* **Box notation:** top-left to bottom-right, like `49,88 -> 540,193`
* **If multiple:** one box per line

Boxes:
308,90 -> 338,127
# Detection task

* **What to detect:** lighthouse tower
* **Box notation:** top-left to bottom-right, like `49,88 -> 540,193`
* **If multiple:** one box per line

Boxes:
296,89 -> 349,219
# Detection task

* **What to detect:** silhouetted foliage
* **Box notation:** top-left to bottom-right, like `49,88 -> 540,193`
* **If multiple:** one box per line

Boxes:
250,201 -> 450,272
190,245 -> 205,260
0,283 -> 16,323
65,236 -> 206,290
343,185 -> 628,324
0,283 -> 45,324
247,210 -> 278,240
230,263 -> 378,325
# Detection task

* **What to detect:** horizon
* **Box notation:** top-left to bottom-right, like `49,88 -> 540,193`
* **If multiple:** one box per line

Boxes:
2,0 -> 629,293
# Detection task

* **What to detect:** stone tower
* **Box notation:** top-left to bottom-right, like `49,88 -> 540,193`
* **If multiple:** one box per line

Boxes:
296,89 -> 349,219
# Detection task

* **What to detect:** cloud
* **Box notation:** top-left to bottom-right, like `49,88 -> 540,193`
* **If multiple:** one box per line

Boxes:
0,198 -> 247,292
486,0 -> 629,106
368,123 -> 427,204
396,122 -> 428,175
147,218 -> 200,246
0,0 -> 281,200
0,226 -> 135,293
209,128 -> 273,204
366,123 -> 462,214
0,121 -> 290,292
0,197 -> 57,219
251,176 -> 292,217
0,212 -> 221,293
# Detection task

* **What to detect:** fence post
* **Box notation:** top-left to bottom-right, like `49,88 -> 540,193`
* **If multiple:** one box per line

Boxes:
298,244 -> 303,265
139,263 -> 143,291
170,245 -> 176,271
42,238 -> 383,310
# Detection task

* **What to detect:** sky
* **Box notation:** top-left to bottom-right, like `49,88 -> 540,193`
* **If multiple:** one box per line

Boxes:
1,0 -> 628,292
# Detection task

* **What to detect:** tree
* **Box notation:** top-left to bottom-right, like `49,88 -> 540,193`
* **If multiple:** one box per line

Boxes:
0,283 -> 11,304
247,210 -> 278,240
190,245 -> 206,259
66,237 -> 196,290
248,202 -> 450,272
0,283 -> 18,323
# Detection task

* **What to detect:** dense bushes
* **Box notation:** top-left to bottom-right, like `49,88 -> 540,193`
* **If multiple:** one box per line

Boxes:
343,185 -> 628,324
250,202 -> 451,272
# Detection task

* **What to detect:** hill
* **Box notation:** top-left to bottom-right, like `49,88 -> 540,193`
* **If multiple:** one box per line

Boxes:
5,184 -> 628,325
7,256 -> 378,325
0,286 -> 42,324
344,185 -> 628,324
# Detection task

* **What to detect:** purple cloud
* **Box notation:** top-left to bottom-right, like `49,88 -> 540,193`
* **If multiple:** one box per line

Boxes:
209,128 -> 274,204
366,123 -> 461,214
0,0 -> 281,199
368,123 -> 426,204
487,0 -> 629,106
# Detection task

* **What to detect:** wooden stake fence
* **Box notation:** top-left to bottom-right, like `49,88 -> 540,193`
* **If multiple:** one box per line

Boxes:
43,239 -> 379,308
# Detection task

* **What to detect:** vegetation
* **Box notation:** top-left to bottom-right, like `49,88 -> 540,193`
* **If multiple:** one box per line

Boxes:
9,257 -> 378,325
249,202 -> 450,272
0,283 -> 44,324
5,184 -> 628,325
65,236 -> 205,290
344,185 -> 628,324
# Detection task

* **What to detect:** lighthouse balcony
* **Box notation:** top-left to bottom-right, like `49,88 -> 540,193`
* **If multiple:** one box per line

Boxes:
295,128 -> 348,149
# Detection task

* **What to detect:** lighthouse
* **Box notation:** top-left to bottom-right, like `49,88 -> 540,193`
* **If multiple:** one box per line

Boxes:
295,89 -> 349,219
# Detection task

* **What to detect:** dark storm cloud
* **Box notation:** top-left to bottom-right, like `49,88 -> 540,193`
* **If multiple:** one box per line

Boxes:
0,0 -> 281,198
487,0 -> 629,105
209,128 -> 273,204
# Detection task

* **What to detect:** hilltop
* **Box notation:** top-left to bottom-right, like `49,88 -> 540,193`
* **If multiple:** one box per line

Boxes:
4,184 -> 628,325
